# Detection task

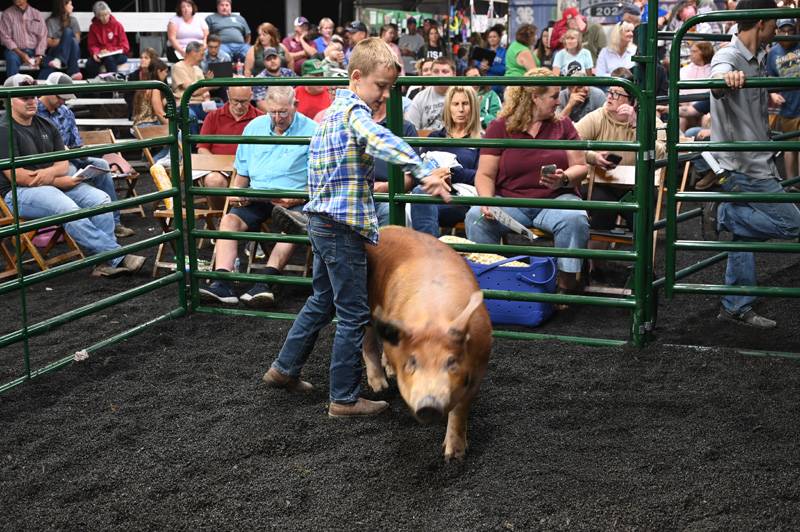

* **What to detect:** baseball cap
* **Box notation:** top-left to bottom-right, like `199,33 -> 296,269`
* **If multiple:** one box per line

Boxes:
293,16 -> 309,27
346,21 -> 368,34
406,16 -> 417,26
777,19 -> 796,29
302,59 -> 324,76
45,72 -> 77,100
562,7 -> 583,20
3,73 -> 36,88
263,46 -> 279,58
622,4 -> 642,16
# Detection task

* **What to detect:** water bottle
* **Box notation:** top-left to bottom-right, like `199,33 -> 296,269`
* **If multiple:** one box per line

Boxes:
235,60 -> 244,76
233,257 -> 241,273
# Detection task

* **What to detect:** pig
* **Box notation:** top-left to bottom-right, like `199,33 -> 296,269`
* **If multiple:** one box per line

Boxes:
363,226 -> 492,461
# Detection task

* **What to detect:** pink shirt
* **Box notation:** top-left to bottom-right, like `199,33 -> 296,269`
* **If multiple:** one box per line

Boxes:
169,15 -> 208,52
282,35 -> 307,75
0,4 -> 47,56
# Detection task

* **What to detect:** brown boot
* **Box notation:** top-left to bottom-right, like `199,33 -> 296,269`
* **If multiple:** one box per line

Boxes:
262,367 -> 314,393
328,397 -> 389,418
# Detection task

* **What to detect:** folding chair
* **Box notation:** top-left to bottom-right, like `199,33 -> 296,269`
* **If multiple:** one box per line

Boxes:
132,124 -> 172,167
80,129 -> 145,217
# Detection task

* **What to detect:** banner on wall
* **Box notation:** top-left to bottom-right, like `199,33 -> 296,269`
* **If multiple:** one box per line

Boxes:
362,8 -> 437,33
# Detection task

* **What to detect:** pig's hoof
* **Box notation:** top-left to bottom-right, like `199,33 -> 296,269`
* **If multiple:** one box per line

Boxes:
443,439 -> 467,462
368,375 -> 389,392
382,354 -> 396,378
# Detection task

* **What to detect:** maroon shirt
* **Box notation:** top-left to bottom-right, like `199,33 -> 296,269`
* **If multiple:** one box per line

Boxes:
482,117 -> 579,199
197,103 -> 262,155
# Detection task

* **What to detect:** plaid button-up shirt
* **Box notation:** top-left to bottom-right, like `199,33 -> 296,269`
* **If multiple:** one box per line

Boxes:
304,89 -> 436,243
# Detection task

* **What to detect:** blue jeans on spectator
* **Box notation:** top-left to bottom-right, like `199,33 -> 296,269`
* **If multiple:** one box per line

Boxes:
272,214 -> 369,404
465,193 -> 589,273
38,27 -> 80,79
220,42 -> 250,63
68,157 -> 120,225
409,184 -> 469,237
4,47 -> 36,76
4,183 -> 123,266
375,201 -> 390,227
717,171 -> 800,314
84,53 -> 128,79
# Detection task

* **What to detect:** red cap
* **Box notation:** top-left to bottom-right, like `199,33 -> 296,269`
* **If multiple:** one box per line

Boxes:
563,7 -> 580,19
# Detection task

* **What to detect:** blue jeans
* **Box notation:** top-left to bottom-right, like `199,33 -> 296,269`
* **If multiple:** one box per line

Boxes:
272,214 -> 370,403
409,184 -> 469,237
465,193 -> 589,273
4,47 -> 35,76
4,183 -> 122,266
84,53 -> 128,79
375,201 -> 390,227
38,27 -> 80,78
68,157 -> 120,225
717,172 -> 800,314
220,42 -> 250,62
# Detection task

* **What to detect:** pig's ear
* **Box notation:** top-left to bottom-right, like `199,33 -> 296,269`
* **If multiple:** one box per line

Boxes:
372,306 -> 407,346
449,291 -> 484,336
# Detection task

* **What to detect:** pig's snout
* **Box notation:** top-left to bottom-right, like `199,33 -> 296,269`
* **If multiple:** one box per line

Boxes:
414,396 -> 445,424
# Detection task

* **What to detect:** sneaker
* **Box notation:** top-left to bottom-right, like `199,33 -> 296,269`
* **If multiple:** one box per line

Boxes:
701,201 -> 720,240
91,254 -> 146,277
717,308 -> 777,329
272,205 -> 308,235
48,58 -> 63,70
239,282 -> 275,308
262,367 -> 314,393
328,397 -> 390,418
114,224 -> 136,238
694,170 -> 721,191
198,280 -> 238,304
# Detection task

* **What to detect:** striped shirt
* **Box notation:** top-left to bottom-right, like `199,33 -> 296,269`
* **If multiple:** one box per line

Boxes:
304,89 -> 437,243
0,4 -> 47,56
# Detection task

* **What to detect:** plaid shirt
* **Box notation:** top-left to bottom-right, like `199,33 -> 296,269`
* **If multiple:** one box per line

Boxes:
36,101 -> 81,148
304,89 -> 437,243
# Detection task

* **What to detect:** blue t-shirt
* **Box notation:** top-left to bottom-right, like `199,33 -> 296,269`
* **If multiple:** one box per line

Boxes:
552,48 -> 594,75
314,36 -> 328,53
767,43 -> 800,118
234,112 -> 317,190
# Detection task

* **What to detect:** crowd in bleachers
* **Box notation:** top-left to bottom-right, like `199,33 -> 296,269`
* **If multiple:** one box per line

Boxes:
1,0 -> 799,327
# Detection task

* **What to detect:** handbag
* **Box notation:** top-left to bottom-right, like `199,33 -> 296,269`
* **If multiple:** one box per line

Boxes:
468,255 -> 557,327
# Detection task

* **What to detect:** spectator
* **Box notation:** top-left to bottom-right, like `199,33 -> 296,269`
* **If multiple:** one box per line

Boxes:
552,29 -> 594,76
411,86 -> 482,236
465,67 -> 589,295
124,48 -> 159,116
399,17 -> 425,74
595,22 -> 635,77
465,66 -> 500,129
505,23 -> 539,77
477,25 -> 506,96
621,4 -> 642,27
557,70 -> 606,122
679,41 -> 714,133
199,86 -> 317,308
40,0 -> 81,80
344,21 -> 369,63
244,22 -> 293,77
314,17 -> 336,53
535,25 -> 556,70
172,41 -> 214,133
550,7 -> 607,64
0,75 -> 145,278
381,23 -> 405,75
767,19 -> 800,179
201,34 -> 231,74
0,0 -> 47,77
320,35 -> 348,77
708,0 -> 800,328
418,24 -> 449,60
405,57 -> 456,131
85,1 -> 129,79
283,16 -> 316,76
133,59 -> 171,162
252,46 -> 297,112
167,0 -> 208,63
197,85 -> 262,210
295,60 -> 332,119
454,47 -> 470,76
406,57 -> 434,99
37,72 -> 135,238
575,67 -> 666,232
205,0 -> 250,62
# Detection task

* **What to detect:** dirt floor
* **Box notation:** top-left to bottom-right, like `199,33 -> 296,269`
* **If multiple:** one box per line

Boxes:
1,180 -> 799,529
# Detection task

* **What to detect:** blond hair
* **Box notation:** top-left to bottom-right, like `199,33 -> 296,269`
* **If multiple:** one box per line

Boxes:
561,29 -> 583,51
609,22 -> 635,53
499,67 -> 556,133
348,37 -> 401,77
442,86 -> 482,139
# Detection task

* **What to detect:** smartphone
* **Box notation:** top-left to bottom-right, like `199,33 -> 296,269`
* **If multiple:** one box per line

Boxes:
606,153 -> 623,166
541,164 -> 557,176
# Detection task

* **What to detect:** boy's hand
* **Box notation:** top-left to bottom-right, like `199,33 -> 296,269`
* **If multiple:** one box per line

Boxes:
420,167 -> 452,203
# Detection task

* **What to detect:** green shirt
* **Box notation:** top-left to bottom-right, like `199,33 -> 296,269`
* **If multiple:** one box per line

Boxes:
479,89 -> 501,129
505,40 -> 539,77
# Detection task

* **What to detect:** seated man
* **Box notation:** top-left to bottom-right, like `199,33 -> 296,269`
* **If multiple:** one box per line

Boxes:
199,86 -> 317,307
36,72 -> 135,238
201,34 -> 232,74
252,46 -> 296,113
172,41 -> 214,133
0,75 -> 145,278
0,0 -> 47,76
557,70 -> 606,123
196,85 -> 263,210
404,57 -> 455,131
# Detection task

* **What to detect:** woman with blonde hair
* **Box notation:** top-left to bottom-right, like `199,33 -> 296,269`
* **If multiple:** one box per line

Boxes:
244,22 -> 293,76
595,22 -> 635,76
466,67 -> 589,293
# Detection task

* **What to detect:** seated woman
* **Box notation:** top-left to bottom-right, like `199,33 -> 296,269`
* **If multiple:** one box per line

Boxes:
85,1 -> 129,79
39,0 -> 82,80
594,22 -> 635,77
574,67 -> 666,231
411,86 -> 482,237
465,67 -> 589,293
132,59 -> 171,163
166,0 -> 208,63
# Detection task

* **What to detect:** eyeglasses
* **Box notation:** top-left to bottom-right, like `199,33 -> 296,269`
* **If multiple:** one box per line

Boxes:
267,110 -> 290,118
229,98 -> 250,105
606,90 -> 629,101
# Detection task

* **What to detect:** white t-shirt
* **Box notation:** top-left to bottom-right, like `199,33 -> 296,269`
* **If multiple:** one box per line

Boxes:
552,48 -> 594,75
169,15 -> 208,52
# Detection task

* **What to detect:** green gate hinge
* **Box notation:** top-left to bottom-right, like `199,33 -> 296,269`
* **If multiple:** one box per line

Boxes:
638,321 -> 654,335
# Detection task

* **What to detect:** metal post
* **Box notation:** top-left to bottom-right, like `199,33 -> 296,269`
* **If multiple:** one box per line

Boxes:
387,85 -> 405,226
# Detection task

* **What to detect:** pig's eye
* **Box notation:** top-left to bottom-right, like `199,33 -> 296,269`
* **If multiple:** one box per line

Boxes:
446,356 -> 459,372
405,356 -> 417,374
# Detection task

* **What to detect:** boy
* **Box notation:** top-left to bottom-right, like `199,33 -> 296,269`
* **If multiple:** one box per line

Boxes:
262,38 -> 451,417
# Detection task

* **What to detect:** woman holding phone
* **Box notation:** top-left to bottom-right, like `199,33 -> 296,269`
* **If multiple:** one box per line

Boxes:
466,67 -> 589,294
